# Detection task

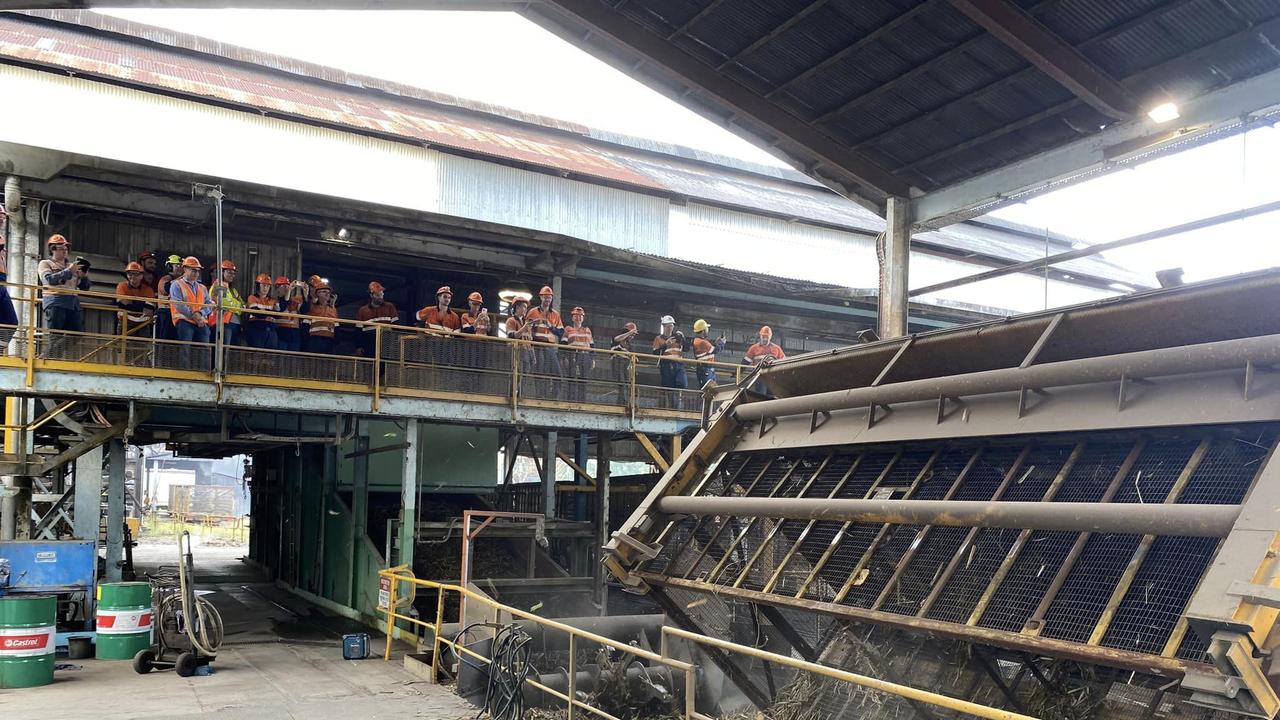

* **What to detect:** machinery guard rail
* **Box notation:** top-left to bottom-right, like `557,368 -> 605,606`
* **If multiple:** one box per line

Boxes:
376,568 -> 1039,720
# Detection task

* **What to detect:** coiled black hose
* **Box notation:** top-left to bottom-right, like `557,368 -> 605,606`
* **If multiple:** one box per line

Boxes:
480,624 -> 535,720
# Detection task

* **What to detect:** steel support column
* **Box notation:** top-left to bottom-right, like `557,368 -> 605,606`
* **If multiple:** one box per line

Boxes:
595,432 -> 610,615
104,438 -> 125,583
73,444 -> 103,542
878,196 -> 910,339
399,418 -> 419,572
543,430 -> 558,519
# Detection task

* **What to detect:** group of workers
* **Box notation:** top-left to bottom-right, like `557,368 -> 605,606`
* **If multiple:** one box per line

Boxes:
28,235 -> 789,394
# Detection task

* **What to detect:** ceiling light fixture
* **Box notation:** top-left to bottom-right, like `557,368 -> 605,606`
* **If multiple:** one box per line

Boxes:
1147,102 -> 1180,124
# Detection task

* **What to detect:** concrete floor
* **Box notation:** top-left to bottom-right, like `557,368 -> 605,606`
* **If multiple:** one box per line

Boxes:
2,542 -> 476,719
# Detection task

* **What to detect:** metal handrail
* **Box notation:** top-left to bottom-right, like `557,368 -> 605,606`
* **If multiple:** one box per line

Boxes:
376,568 -> 1039,720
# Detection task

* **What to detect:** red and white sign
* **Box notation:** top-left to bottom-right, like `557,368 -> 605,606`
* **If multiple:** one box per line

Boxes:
0,625 -> 55,657
378,576 -> 392,610
96,608 -> 153,635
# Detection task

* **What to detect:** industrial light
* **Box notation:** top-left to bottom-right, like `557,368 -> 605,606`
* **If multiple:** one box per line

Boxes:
1147,102 -> 1180,124
336,227 -> 350,240
499,288 -> 532,304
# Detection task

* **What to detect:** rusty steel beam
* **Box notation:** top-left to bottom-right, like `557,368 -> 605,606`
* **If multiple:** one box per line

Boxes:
945,0 -> 1137,119
638,572 -> 1196,677
655,496 -> 1238,538
736,331 -> 1280,422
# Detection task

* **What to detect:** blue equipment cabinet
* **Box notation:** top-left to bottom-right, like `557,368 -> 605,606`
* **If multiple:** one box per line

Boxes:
0,540 -> 99,649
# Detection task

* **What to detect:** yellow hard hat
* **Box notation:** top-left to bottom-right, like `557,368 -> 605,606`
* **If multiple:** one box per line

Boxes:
692,319 -> 710,333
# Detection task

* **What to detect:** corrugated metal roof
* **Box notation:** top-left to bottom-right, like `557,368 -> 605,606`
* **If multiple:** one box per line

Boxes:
0,9 -> 1145,288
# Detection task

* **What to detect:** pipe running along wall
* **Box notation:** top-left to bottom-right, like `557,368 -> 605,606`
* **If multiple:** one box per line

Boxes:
736,332 -> 1280,421
655,497 -> 1241,538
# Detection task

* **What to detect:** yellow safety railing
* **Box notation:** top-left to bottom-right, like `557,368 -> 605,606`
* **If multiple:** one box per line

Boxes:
376,568 -> 1039,720
0,281 -> 745,422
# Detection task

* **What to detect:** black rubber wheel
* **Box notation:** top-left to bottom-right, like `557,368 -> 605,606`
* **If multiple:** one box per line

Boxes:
132,648 -> 156,674
175,652 -> 198,677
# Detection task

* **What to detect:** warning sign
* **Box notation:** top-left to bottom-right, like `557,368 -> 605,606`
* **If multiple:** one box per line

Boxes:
377,575 -> 391,610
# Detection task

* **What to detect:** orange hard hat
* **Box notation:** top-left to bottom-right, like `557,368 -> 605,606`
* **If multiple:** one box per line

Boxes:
255,273 -> 272,284
308,275 -> 322,288
220,259 -> 236,271
538,285 -> 554,297
181,256 -> 202,269
46,234 -> 68,247
274,275 -> 290,286
571,306 -> 585,316
368,281 -> 385,293
467,291 -> 483,303
624,322 -> 637,331
759,325 -> 773,338
512,297 -> 529,307
315,282 -> 332,293
436,286 -> 452,296
125,262 -> 144,273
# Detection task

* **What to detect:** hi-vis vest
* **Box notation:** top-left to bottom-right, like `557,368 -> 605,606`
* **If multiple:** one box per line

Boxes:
171,280 -> 210,326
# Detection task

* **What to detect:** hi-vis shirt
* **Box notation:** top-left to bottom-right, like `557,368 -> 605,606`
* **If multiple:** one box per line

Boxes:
692,336 -> 724,363
357,302 -> 399,331
564,325 -> 593,349
416,306 -> 461,332
652,334 -> 687,359
527,307 -> 563,344
744,341 -> 786,365
245,294 -> 278,325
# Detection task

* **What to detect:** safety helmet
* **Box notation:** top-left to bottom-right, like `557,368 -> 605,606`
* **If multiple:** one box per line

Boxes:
167,254 -> 182,266
692,319 -> 710,333
436,286 -> 452,296
512,297 -> 529,307
624,322 -> 637,332
571,306 -> 585,317
759,325 -> 773,338
220,260 -> 236,271
137,251 -> 156,262
46,234 -> 68,248
538,285 -> 554,297
181,256 -> 202,269
467,291 -> 483,303
660,315 -> 675,325
274,275 -> 290,286
255,273 -> 272,284
308,275 -> 322,288
368,281 -> 385,293
125,262 -> 145,273
315,282 -> 332,293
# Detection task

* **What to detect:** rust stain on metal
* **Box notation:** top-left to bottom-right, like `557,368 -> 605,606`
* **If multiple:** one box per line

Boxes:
0,17 -> 662,191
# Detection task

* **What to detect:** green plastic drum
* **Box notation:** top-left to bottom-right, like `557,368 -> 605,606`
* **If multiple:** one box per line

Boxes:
0,594 -> 56,688
96,582 -> 153,660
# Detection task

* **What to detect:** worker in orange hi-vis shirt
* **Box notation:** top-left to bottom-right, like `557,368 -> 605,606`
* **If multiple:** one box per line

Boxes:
461,291 -> 491,336
415,286 -> 462,332
356,281 -> 398,357
690,318 -> 726,388
526,285 -> 564,395
245,274 -> 279,350
305,282 -> 339,355
562,306 -> 594,401
743,325 -> 786,396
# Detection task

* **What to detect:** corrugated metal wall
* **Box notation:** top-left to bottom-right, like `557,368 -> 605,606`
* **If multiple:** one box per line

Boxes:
434,152 -> 669,255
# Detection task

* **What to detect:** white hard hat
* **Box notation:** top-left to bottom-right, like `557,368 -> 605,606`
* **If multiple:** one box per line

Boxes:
660,315 -> 675,325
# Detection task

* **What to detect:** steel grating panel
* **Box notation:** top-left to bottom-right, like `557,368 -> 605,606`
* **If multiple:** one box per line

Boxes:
644,424 -> 1277,669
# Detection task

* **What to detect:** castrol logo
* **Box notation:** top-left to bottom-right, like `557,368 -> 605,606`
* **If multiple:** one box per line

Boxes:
0,625 -> 55,657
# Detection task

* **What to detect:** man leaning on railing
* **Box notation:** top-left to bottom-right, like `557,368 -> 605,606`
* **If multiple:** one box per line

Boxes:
169,256 -> 213,368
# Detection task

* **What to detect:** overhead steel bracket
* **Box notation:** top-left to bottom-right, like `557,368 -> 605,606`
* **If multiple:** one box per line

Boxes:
809,409 -> 831,434
1184,631 -> 1280,719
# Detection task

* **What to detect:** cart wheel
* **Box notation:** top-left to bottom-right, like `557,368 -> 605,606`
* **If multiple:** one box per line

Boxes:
132,648 -> 156,674
175,652 -> 198,677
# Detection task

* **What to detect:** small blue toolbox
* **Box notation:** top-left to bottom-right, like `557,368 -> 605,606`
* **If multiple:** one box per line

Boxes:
342,632 -> 369,660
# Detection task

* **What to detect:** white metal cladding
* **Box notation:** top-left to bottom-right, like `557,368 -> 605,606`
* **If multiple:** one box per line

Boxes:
668,203 -> 1114,315
433,152 -> 669,255
0,64 -> 441,213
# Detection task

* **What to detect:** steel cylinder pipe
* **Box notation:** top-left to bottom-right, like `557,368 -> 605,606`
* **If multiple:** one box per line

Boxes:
735,332 -> 1280,422
654,497 -> 1241,537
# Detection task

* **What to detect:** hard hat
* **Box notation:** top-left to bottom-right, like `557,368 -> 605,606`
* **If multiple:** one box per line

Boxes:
368,281 -> 385,293
315,282 -> 332,293
167,254 -> 182,265
255,273 -> 272,284
46,234 -> 68,247
693,318 -> 710,333
137,251 -> 156,262
538,285 -> 554,297
571,306 -> 585,317
125,262 -> 144,273
467,291 -> 483,303
308,275 -> 322,288
436,285 -> 452,296
274,275 -> 290,286
624,322 -> 637,331
181,256 -> 202,269
660,315 -> 675,325
220,259 -> 236,271
759,325 -> 773,338
512,296 -> 530,307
